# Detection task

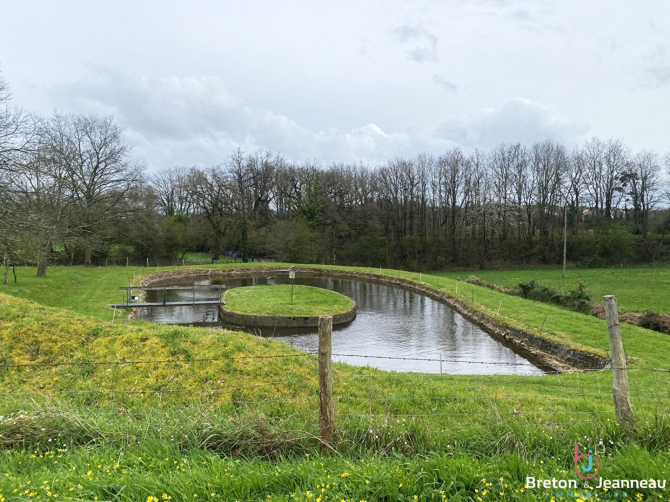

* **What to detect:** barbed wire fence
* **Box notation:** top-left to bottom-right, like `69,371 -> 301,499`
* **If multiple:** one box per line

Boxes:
1,295 -> 669,450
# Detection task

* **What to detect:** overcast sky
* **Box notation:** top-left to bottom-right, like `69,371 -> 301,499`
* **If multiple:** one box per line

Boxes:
1,0 -> 669,170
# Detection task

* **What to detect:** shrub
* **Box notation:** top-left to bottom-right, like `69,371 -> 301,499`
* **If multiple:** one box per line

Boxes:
516,279 -> 592,313
466,275 -> 513,294
638,311 -> 670,335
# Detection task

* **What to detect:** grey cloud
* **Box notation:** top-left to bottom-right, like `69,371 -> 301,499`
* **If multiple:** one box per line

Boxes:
45,68 -> 458,168
357,39 -> 371,56
50,67 -> 252,142
393,25 -> 439,63
646,65 -> 670,87
45,70 -> 592,167
509,8 -> 532,21
432,74 -> 458,92
436,98 -> 590,148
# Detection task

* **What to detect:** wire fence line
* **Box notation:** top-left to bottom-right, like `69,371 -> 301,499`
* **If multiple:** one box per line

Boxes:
2,304 -> 669,440
1,350 -> 668,402
0,378 -> 308,396
334,390 -> 670,402
338,406 -> 648,419
0,352 -> 313,369
3,350 -> 669,372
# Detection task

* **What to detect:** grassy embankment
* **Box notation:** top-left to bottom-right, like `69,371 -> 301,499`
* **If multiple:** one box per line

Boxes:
224,285 -> 353,317
1,264 -> 669,500
438,267 -> 670,315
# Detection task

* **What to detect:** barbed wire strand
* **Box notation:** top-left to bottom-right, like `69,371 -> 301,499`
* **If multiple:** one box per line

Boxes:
0,353 -> 314,369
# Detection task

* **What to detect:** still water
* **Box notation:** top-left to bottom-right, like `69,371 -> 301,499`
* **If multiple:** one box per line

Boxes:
137,276 -> 544,375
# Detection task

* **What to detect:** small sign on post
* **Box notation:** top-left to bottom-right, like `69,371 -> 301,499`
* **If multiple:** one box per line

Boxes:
289,269 -> 295,304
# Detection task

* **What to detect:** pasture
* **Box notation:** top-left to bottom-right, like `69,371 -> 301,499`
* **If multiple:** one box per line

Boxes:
438,266 -> 670,315
0,264 -> 669,500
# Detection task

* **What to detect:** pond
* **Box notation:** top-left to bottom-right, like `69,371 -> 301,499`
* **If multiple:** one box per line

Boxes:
137,275 -> 545,375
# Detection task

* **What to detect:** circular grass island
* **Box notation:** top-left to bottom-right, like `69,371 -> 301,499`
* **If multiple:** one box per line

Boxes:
219,284 -> 356,328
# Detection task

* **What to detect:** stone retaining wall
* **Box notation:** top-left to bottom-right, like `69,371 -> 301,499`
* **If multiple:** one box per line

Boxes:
219,302 -> 357,328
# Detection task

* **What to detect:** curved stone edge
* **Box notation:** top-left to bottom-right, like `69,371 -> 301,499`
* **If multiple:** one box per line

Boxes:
219,297 -> 357,328
136,267 -> 610,372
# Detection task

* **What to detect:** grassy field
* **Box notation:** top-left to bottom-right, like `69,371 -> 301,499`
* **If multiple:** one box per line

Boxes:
1,266 -> 149,320
1,264 -> 670,500
438,266 -> 670,315
224,285 -> 354,316
4,262 -> 669,363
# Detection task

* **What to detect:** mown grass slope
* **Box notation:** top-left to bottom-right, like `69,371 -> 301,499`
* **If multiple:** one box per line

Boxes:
1,290 -> 669,440
1,265 -> 670,500
224,285 -> 353,316
1,291 -> 670,500
4,263 -> 670,366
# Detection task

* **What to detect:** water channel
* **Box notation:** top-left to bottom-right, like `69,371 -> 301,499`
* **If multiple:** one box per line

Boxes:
137,275 -> 545,375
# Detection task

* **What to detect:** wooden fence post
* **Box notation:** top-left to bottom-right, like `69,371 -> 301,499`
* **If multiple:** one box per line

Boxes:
603,295 -> 635,431
318,316 -> 335,444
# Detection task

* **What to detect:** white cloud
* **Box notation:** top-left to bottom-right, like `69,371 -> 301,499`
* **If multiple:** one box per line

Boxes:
436,98 -> 590,148
45,69 -> 590,168
47,68 -> 458,167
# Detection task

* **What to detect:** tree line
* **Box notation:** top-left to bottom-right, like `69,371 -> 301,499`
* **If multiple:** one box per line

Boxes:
1,72 -> 670,280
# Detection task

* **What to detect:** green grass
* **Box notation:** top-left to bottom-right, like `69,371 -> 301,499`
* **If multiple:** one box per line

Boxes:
438,266 -> 670,315
2,264 -> 670,499
224,285 -> 353,317
1,266 -> 148,320
1,292 -> 670,499
3,263 -> 670,365
1,444 -> 668,501
182,253 -> 245,265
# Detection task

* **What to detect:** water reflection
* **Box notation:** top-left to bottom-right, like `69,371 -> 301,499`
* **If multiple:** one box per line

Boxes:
138,275 -> 544,375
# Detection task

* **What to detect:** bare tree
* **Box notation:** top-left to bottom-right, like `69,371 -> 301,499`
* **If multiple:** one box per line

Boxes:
622,151 -> 661,236
567,147 -> 586,228
602,138 -> 629,218
509,144 -> 533,245
532,140 -> 567,248
151,166 -> 194,217
580,137 -> 606,218
3,145 -> 70,277
188,165 -> 233,256
489,144 -> 514,242
43,112 -> 141,264
0,74 -> 39,171
0,71 -> 42,279
439,148 -> 470,259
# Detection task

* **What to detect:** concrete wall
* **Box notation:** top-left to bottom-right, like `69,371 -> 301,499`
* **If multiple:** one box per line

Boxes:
218,302 -> 357,328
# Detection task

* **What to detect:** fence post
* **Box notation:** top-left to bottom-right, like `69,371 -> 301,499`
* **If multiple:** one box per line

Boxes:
603,295 -> 635,431
318,316 -> 335,445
